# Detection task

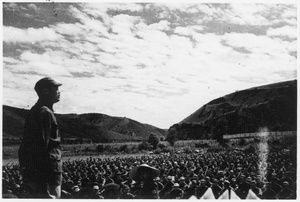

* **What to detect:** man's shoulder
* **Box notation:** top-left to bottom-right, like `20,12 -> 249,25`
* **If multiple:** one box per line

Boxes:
32,105 -> 53,114
39,106 -> 53,113
30,105 -> 56,121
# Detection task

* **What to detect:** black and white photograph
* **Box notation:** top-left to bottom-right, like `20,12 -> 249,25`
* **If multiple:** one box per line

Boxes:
2,0 -> 297,199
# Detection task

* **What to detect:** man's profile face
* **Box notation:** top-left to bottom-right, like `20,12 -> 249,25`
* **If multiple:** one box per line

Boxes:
45,86 -> 60,103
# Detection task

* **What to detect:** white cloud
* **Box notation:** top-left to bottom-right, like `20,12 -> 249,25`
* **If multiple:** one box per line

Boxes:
3,57 -> 22,65
14,51 -> 71,76
3,26 -> 63,44
222,32 -> 294,57
281,5 -> 297,18
3,2 -> 297,128
53,22 -> 85,36
83,3 -> 143,14
75,3 -> 143,29
222,4 -> 270,25
148,20 -> 171,31
3,2 -> 19,11
28,3 -> 38,11
111,14 -> 139,35
174,26 -> 193,36
267,26 -> 297,39
136,28 -> 169,45
216,4 -> 297,27
197,4 -> 222,17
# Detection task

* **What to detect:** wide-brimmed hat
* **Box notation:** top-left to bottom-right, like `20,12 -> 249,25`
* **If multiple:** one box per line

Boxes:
130,164 -> 160,181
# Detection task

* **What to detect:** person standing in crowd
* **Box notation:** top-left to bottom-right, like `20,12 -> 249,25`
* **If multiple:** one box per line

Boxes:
129,164 -> 160,199
18,77 -> 63,198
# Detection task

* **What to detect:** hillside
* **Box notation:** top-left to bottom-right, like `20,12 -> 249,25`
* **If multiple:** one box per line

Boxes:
2,106 -> 167,143
167,80 -> 297,141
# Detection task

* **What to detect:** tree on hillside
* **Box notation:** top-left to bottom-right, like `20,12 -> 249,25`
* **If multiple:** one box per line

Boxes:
148,133 -> 160,149
166,127 -> 178,147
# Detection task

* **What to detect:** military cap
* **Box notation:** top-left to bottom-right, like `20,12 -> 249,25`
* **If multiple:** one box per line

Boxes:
34,77 -> 62,93
174,183 -> 180,187
283,181 -> 289,186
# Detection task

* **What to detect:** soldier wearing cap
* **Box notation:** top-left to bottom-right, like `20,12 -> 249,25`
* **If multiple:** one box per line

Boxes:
195,179 -> 208,199
249,180 -> 262,198
166,183 -> 184,199
178,176 -> 188,190
183,179 -> 197,199
230,178 -> 239,192
154,177 -> 164,192
277,181 -> 295,199
261,182 -> 277,199
119,184 -> 135,199
211,178 -> 222,199
18,77 -> 63,198
160,175 -> 174,199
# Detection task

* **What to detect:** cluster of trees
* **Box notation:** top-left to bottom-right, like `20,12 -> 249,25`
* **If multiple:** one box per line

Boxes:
138,133 -> 160,150
93,133 -> 161,154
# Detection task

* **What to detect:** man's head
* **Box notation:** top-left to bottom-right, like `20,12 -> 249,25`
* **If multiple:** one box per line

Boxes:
123,185 -> 130,193
34,77 -> 62,103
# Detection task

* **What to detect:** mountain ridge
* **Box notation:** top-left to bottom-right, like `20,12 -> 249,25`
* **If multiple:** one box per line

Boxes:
2,105 -> 167,143
3,79 -> 297,143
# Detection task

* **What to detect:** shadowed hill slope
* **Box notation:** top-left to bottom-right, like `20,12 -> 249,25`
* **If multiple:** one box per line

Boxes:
167,80 -> 297,141
2,106 -> 167,143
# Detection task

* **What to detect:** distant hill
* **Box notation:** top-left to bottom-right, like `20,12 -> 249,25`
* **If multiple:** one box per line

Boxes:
2,105 -> 167,143
166,80 -> 297,141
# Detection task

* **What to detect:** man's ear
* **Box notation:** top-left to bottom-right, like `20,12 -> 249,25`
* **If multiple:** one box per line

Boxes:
40,88 -> 50,96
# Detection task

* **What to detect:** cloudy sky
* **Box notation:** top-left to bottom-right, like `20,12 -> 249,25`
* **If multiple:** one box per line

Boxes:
2,1 -> 297,129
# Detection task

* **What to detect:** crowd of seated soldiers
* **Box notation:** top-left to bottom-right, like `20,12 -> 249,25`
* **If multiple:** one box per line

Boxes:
2,149 -> 296,199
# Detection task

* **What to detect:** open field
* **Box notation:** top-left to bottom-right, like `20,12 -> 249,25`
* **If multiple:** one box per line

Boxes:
3,140 -> 213,160
2,153 -> 149,165
3,131 -> 296,165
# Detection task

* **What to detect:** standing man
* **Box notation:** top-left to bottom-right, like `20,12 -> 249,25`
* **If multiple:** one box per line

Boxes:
19,77 -> 63,198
